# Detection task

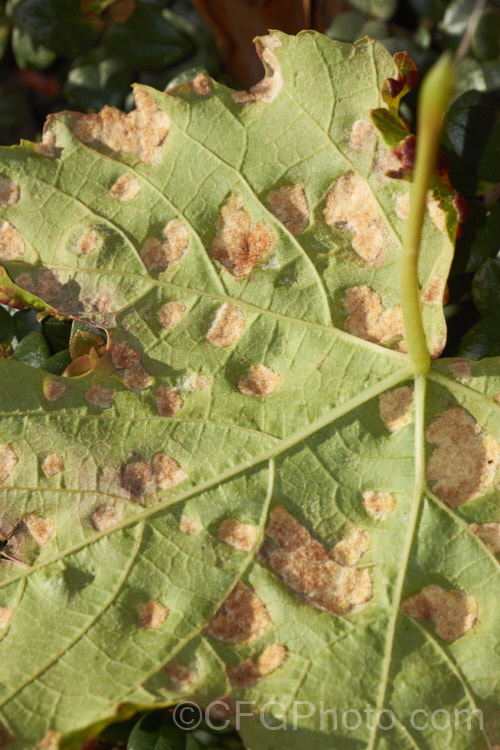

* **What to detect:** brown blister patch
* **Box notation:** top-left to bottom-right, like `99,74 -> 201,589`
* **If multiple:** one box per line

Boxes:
206,303 -> 246,348
155,386 -> 183,417
14,272 -> 36,295
38,731 -> 62,750
153,453 -> 186,490
343,286 -> 405,348
425,407 -> 500,506
402,585 -> 477,641
219,519 -> 258,552
158,301 -> 186,330
449,360 -> 472,383
111,342 -> 141,369
0,177 -> 20,207
378,386 -> 413,432
192,73 -> 212,96
264,506 -> 372,615
470,522 -> 500,554
427,195 -> 446,232
177,372 -> 210,392
123,364 -> 154,393
210,194 -> 274,278
72,88 -> 169,164
110,173 -> 141,202
206,581 -> 271,644
227,644 -> 287,688
349,119 -> 376,150
74,227 -> 101,256
121,460 -> 154,496
179,515 -> 200,535
0,607 -> 14,628
422,276 -> 445,305
41,453 -> 64,478
267,184 -> 309,235
331,527 -> 370,566
165,663 -> 198,692
5,514 -> 55,562
363,491 -> 396,521
137,599 -> 168,629
141,219 -> 189,271
37,268 -> 61,301
44,379 -> 66,402
237,363 -> 281,397
0,220 -> 25,260
99,466 -> 132,500
36,128 -> 57,158
0,444 -> 18,485
232,35 -> 282,104
91,504 -> 121,531
324,172 -> 386,264
85,384 -> 114,409
92,291 -> 113,314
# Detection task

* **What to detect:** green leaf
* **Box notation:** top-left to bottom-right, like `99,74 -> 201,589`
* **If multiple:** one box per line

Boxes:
64,53 -> 132,110
0,306 -> 15,345
103,2 -> 192,70
0,32 -> 498,750
11,330 -> 50,367
9,0 -> 99,58
127,712 -> 187,750
11,27 -> 57,70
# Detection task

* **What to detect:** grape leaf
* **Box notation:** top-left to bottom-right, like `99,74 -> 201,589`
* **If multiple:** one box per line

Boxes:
0,31 -> 499,750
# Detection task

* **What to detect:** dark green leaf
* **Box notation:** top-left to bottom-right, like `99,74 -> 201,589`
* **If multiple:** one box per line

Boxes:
444,90 -> 500,189
326,10 -> 389,42
103,2 -> 192,70
346,0 -> 397,20
127,712 -> 187,750
42,317 -> 72,353
12,330 -> 50,367
0,306 -> 15,345
472,257 -> 500,315
459,315 -> 500,358
472,10 -> 500,59
12,307 -> 41,339
42,348 -> 72,375
10,0 -> 98,57
64,53 -> 131,110
11,27 -> 56,70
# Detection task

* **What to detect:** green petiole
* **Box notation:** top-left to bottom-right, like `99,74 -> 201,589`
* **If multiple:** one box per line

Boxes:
401,52 -> 456,375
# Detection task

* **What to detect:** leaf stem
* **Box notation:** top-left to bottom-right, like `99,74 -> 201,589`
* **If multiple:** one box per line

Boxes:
402,53 -> 456,375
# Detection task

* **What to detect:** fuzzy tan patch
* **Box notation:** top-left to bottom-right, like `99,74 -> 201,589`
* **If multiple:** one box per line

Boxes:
155,386 -> 183,417
0,177 -> 20,207
41,453 -> 64,478
232,36 -> 282,104
137,599 -> 168,629
324,172 -> 386,264
264,506 -> 372,615
0,444 -> 17,485
267,184 -> 309,235
165,663 -> 198,691
470,522 -> 500,554
363,491 -> 396,520
158,301 -> 186,330
237,363 -> 281,397
110,173 -> 141,202
91,504 -> 121,531
206,581 -> 271,643
378,386 -> 413,432
0,221 -> 25,260
73,88 -> 169,164
343,286 -> 405,347
219,519 -> 258,552
206,303 -> 246,348
210,194 -> 274,277
426,407 -> 500,506
141,219 -> 190,271
227,643 -> 287,687
402,585 -> 477,641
